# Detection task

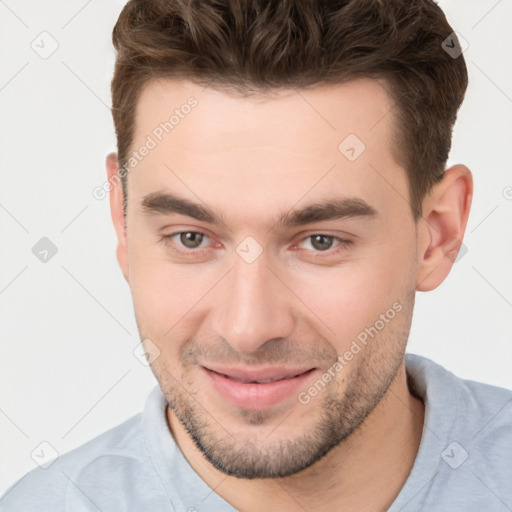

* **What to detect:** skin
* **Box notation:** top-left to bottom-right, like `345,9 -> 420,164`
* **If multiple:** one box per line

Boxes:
106,78 -> 472,511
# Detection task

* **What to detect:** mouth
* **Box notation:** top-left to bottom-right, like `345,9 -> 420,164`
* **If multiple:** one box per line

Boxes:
221,373 -> 306,384
201,365 -> 317,410
207,366 -> 313,382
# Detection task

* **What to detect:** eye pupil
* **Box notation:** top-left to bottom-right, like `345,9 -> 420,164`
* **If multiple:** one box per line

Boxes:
311,235 -> 333,251
180,232 -> 203,248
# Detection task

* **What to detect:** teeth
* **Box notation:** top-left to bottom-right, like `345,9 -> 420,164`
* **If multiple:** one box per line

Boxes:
230,374 -> 302,383
232,377 -> 281,383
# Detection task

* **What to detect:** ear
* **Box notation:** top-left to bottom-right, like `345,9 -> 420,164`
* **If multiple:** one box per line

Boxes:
106,152 -> 129,283
415,165 -> 473,291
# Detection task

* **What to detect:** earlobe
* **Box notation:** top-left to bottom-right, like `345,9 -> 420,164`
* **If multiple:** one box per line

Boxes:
106,152 -> 130,283
415,165 -> 473,292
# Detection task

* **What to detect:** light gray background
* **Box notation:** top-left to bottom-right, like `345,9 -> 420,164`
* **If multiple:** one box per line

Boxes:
0,0 -> 511,495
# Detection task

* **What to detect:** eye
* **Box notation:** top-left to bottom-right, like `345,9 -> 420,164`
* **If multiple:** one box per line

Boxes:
160,231 -> 353,259
297,234 -> 353,253
163,231 -> 211,251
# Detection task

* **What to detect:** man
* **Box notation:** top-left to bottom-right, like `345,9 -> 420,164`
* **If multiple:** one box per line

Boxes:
1,0 -> 511,510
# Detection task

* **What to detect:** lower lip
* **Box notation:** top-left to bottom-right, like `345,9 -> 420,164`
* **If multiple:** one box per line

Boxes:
202,367 -> 317,410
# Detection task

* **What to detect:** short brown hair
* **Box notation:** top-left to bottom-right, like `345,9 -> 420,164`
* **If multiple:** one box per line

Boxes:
111,0 -> 468,221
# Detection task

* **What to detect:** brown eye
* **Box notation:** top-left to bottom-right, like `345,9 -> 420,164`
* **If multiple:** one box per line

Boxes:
309,235 -> 335,251
161,230 -> 216,258
295,234 -> 353,257
179,232 -> 204,249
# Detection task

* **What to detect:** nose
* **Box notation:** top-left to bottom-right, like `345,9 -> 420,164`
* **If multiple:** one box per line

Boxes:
210,247 -> 296,355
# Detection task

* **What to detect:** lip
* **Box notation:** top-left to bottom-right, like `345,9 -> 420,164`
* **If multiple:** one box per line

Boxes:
201,365 -> 317,410
204,365 -> 313,382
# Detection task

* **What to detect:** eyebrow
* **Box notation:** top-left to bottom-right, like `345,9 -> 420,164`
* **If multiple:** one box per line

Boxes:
141,191 -> 378,229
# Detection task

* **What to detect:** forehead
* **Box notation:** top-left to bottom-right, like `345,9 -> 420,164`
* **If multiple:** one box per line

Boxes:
133,77 -> 395,156
128,78 -> 408,228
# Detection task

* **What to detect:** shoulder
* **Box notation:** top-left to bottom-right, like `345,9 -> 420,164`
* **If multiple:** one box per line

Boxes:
0,413 -> 148,511
391,355 -> 512,510
406,353 -> 512,431
405,354 -> 512,506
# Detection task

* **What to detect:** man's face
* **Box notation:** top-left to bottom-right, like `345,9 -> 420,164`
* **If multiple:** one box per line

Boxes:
122,78 -> 420,478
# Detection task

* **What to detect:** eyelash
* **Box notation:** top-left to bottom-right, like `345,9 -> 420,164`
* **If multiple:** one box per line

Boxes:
160,231 -> 353,258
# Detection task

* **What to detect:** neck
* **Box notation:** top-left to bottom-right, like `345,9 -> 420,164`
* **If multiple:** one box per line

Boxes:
167,361 -> 425,512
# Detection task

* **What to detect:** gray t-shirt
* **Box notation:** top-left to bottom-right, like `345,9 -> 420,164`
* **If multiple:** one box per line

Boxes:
1,354 -> 511,511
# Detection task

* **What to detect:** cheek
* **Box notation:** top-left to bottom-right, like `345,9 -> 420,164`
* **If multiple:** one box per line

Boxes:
129,264 -> 197,378
128,241 -> 219,342
295,236 -> 415,345
130,267 -> 191,328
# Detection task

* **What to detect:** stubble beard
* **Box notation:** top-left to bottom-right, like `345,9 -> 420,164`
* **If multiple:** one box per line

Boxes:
146,313 -> 410,480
